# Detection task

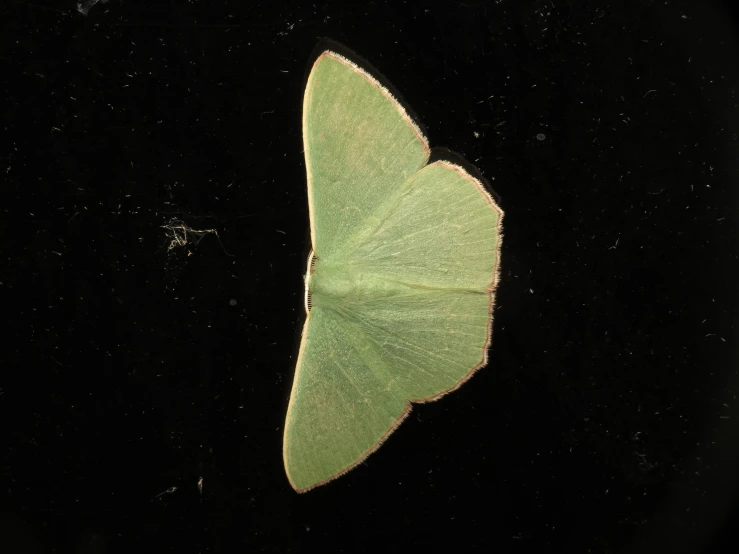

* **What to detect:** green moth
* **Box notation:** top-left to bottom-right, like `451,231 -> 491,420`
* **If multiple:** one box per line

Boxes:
283,48 -> 504,492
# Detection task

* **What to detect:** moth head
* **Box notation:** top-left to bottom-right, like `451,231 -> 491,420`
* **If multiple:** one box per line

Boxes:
303,250 -> 317,313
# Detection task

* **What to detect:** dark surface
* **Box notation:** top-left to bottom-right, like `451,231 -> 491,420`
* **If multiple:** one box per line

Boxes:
2,0 -> 739,552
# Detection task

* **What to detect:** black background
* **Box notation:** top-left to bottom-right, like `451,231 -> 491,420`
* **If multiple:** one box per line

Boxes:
2,0 -> 739,552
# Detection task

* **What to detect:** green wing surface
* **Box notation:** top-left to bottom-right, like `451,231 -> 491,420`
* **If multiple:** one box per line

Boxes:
302,51 -> 430,260
284,50 -> 504,492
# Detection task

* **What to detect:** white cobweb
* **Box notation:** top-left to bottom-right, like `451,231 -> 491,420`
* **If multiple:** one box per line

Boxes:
77,0 -> 109,16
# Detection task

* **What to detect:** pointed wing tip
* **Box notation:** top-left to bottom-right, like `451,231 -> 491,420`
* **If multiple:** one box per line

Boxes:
285,471 -> 311,494
283,450 -> 314,494
284,466 -> 339,494
283,433 -> 342,494
283,403 -> 414,493
311,48 -> 430,156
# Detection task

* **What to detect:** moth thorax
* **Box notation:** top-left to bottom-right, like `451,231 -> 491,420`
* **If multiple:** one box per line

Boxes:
308,260 -> 363,306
